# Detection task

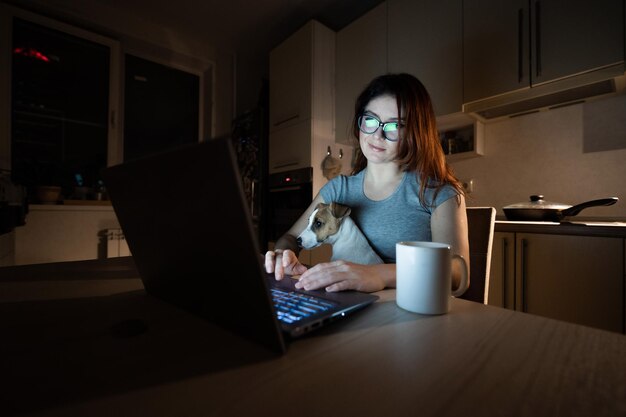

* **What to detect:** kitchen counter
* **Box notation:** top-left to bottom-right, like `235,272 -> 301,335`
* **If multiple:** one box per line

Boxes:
496,219 -> 626,238
29,202 -> 114,211
14,203 -> 121,265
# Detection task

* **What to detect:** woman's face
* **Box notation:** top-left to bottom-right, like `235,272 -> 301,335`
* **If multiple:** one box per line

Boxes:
359,94 -> 403,165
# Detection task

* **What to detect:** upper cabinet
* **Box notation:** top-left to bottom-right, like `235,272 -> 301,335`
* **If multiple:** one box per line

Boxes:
269,24 -> 313,132
463,0 -> 625,104
335,2 -> 388,146
336,0 -> 464,139
269,20 -> 335,197
388,0 -> 463,116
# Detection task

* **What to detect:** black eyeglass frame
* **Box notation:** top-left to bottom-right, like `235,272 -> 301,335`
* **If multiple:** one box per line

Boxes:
357,114 -> 403,142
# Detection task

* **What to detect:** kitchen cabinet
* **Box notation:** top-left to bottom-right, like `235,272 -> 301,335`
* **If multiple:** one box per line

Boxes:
269,23 -> 312,132
488,232 -> 515,309
269,20 -> 335,198
13,204 -> 121,265
463,0 -> 624,104
489,230 -> 624,333
0,231 -> 15,266
268,119 -> 312,174
335,2 -> 388,145
388,0 -> 463,116
516,233 -> 623,333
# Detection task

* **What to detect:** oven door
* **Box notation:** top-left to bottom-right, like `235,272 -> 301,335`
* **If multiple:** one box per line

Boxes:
267,167 -> 312,242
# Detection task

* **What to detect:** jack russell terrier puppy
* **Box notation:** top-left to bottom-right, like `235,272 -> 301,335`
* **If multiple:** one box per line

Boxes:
297,202 -> 383,265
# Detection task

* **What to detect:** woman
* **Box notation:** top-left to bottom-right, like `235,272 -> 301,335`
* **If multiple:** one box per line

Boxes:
265,73 -> 469,294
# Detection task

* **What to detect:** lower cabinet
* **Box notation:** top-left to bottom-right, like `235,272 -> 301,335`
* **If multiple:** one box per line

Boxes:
0,230 -> 15,266
13,204 -> 122,265
268,119 -> 312,174
488,232 -> 515,309
489,232 -> 624,333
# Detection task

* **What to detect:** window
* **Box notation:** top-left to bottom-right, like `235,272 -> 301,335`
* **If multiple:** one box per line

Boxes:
2,5 -> 206,204
123,54 -> 200,161
11,18 -> 111,195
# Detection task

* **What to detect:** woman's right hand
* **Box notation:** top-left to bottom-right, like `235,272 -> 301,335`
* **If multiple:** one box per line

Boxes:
265,249 -> 308,280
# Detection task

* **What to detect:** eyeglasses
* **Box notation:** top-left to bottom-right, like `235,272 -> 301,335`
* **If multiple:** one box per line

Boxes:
357,115 -> 403,141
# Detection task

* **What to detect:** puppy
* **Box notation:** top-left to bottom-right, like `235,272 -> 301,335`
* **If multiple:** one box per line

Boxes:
297,202 -> 383,265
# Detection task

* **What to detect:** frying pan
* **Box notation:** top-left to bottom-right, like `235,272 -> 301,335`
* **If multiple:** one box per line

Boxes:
503,195 -> 619,222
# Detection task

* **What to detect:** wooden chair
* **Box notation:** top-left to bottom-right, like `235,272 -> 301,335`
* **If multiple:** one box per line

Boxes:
459,207 -> 496,304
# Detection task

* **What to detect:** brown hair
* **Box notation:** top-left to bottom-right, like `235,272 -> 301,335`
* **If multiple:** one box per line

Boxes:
350,73 -> 464,205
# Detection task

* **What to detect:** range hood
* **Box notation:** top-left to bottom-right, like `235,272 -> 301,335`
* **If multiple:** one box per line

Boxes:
463,64 -> 626,122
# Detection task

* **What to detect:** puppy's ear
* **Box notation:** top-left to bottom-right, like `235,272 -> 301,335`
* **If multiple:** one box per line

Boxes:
315,202 -> 328,210
330,202 -> 351,218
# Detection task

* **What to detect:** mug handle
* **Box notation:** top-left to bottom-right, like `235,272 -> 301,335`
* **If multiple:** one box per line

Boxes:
451,254 -> 469,297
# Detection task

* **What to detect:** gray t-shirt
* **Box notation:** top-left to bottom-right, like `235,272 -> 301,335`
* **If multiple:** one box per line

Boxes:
320,169 -> 459,263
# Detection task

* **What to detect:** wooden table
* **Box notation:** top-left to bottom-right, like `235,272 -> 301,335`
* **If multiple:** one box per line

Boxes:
1,257 -> 625,417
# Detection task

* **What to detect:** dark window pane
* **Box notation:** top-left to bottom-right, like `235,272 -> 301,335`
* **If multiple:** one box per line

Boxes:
11,18 -> 109,199
123,55 -> 199,161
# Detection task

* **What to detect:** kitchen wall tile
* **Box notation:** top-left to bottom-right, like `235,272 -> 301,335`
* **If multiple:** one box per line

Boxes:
450,94 -> 626,220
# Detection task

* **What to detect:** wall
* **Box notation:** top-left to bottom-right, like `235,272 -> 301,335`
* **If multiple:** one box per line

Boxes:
451,94 -> 626,220
235,51 -> 269,115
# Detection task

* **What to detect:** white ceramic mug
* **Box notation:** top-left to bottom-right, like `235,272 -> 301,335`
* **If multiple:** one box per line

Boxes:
396,241 -> 468,315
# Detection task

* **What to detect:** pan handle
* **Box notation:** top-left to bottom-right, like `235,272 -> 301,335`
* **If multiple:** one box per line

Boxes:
561,197 -> 619,217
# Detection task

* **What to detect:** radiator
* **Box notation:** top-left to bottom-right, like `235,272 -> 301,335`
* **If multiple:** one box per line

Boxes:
104,228 -> 131,258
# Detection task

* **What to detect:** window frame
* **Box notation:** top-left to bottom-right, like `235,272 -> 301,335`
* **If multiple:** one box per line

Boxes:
0,3 -> 212,177
120,48 -> 206,159
0,3 -> 122,173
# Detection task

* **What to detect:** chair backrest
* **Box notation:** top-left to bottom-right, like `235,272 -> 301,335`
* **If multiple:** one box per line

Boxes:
459,207 -> 496,304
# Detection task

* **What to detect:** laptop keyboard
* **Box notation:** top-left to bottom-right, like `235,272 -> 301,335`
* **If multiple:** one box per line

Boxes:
270,288 -> 337,324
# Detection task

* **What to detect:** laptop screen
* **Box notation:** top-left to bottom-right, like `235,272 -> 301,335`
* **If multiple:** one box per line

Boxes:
103,137 -> 287,353
104,136 -> 378,353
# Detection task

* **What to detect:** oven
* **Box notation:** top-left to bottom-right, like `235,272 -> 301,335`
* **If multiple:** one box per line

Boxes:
266,167 -> 313,242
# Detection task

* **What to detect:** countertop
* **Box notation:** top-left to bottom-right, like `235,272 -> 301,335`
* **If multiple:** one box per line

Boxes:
29,202 -> 114,211
495,219 -> 626,238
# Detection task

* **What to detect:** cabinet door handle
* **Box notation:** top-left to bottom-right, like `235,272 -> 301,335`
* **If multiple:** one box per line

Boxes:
273,114 -> 299,127
535,0 -> 542,78
520,238 -> 528,312
518,8 -> 524,83
273,161 -> 299,169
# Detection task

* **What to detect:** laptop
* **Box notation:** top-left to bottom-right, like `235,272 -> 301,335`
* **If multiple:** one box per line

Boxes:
102,136 -> 379,354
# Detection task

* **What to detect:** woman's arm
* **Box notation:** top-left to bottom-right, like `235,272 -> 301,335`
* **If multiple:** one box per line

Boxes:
295,262 -> 396,292
271,190 -> 396,293
284,193 -> 469,295
430,194 -> 470,294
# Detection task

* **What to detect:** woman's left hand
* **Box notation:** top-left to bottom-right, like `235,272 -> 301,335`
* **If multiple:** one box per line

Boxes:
294,261 -> 389,293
